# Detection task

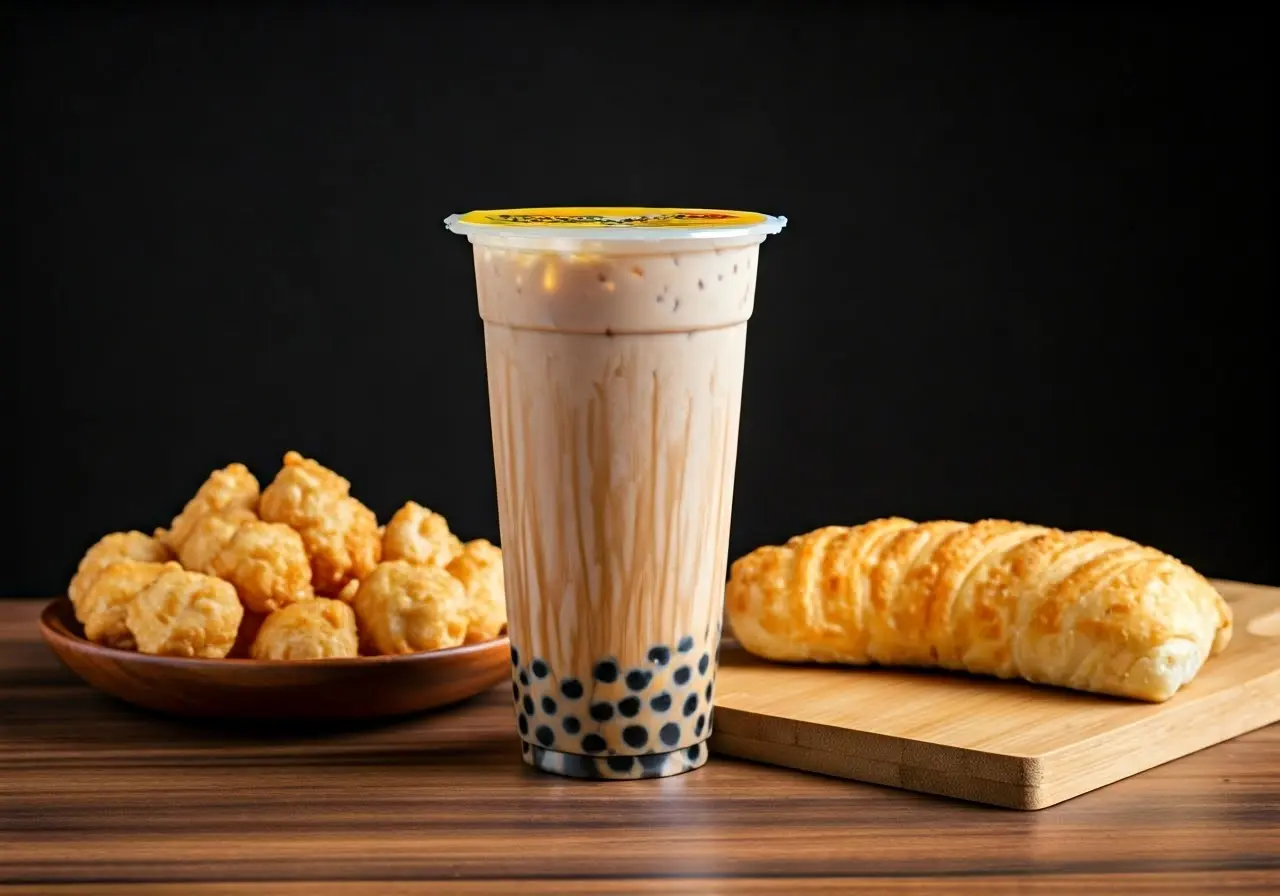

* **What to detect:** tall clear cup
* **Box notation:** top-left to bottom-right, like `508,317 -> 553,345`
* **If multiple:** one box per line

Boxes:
446,207 -> 787,779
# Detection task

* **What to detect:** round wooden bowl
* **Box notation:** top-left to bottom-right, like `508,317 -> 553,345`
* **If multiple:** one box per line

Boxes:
39,597 -> 512,720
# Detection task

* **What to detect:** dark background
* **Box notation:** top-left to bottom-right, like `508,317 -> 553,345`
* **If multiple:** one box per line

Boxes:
3,2 -> 1275,595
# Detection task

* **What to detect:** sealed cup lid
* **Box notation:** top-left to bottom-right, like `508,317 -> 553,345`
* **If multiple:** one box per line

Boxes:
444,206 -> 787,242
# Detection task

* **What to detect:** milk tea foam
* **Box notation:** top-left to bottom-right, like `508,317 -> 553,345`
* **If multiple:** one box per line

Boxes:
449,208 -> 784,779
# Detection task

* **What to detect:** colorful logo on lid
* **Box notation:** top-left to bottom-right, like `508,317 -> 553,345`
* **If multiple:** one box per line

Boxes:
455,207 -> 769,229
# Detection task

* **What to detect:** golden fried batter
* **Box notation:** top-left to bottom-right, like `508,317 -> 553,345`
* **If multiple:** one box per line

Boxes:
79,560 -> 181,650
209,519 -> 314,614
250,599 -> 359,661
259,451 -> 380,596
446,539 -> 507,643
127,568 -> 244,658
259,450 -> 350,523
177,508 -> 257,574
382,501 -> 464,568
354,560 -> 468,655
303,495 -> 381,596
335,578 -> 361,605
69,531 -> 174,616
164,463 -> 260,552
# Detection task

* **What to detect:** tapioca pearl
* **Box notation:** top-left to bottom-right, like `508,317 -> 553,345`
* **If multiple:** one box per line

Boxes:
698,653 -> 710,675
531,658 -> 549,679
618,696 -> 641,718
673,666 -> 691,686
518,713 -> 529,735
606,756 -> 635,774
682,694 -> 698,717
647,645 -> 670,666
511,682 -> 520,701
511,647 -> 520,666
563,715 -> 581,735
541,696 -> 557,715
677,635 -> 694,653
659,722 -> 681,747
522,695 -> 535,716
589,702 -> 614,722
560,678 -> 584,700
593,660 -> 619,683
622,726 -> 648,748
521,741 -> 530,755
638,753 -> 666,773
535,725 -> 555,747
705,682 -> 713,701
687,743 -> 702,762
695,714 -> 706,736
650,692 -> 672,712
625,669 -> 652,691
581,733 -> 607,754
519,669 -> 530,687
561,752 -> 599,778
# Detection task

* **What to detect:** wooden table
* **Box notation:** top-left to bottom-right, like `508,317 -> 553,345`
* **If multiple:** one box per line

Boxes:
2,598 -> 1277,894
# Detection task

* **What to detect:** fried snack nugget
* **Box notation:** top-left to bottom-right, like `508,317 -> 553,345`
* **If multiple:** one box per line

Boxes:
69,531 -> 174,616
210,519 -> 315,613
354,560 -> 468,655
259,450 -> 350,521
304,495 -> 381,596
177,508 -> 257,574
127,568 -> 244,658
250,599 -> 359,661
382,501 -> 464,568
79,560 -> 182,650
446,539 -> 507,644
335,578 -> 361,605
163,463 -> 260,552
259,451 -> 380,596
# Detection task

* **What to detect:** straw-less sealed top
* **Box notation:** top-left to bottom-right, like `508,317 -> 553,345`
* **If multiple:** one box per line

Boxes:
444,207 -> 787,243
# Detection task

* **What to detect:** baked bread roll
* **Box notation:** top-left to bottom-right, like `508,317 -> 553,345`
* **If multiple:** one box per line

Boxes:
725,518 -> 1232,702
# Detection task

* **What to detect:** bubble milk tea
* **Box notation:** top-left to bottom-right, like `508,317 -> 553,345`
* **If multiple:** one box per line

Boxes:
446,208 -> 787,779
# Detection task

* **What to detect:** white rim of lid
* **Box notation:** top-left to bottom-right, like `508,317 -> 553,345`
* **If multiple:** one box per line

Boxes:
443,208 -> 787,242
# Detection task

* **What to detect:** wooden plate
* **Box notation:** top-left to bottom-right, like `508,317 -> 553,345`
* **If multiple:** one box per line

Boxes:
39,597 -> 512,720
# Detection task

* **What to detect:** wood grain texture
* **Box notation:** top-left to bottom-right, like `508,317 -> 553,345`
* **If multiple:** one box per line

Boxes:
713,579 -> 1280,809
38,598 -> 511,720
1,597 -> 1278,893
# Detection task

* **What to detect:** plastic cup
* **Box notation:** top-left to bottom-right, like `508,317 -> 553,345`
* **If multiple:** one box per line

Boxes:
446,207 -> 786,779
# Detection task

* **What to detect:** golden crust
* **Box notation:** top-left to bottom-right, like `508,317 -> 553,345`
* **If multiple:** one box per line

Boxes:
79,560 -> 181,650
127,568 -> 244,658
300,495 -> 381,596
354,560 -> 468,655
259,451 -> 379,596
177,509 -> 258,574
382,501 -> 464,568
725,519 -> 1233,702
250,599 -> 359,661
211,520 -> 315,614
335,578 -> 361,605
258,451 -> 350,526
69,531 -> 174,613
446,538 -> 507,643
163,464 -> 260,552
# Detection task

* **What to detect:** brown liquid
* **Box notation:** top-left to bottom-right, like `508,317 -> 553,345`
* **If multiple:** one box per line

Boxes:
474,240 -> 760,778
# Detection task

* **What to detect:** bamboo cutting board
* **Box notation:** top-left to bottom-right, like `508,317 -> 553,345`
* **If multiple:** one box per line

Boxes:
710,578 -> 1280,810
